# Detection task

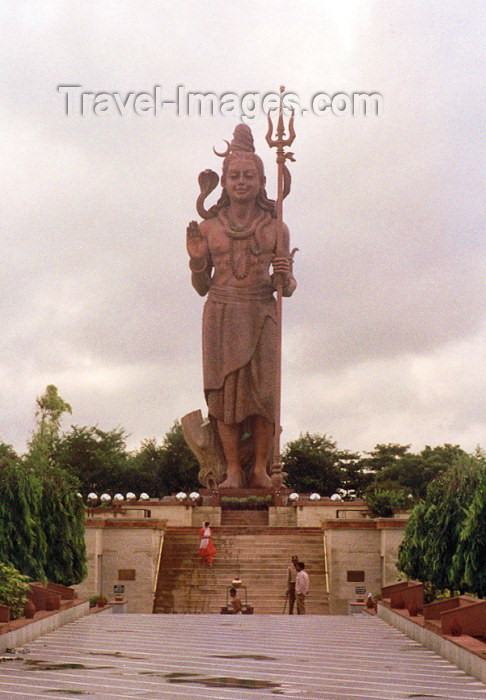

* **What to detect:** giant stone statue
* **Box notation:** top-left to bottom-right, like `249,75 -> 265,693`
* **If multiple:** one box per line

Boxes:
183,123 -> 296,489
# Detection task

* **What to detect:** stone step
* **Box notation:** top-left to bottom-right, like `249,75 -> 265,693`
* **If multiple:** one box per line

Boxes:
155,568 -> 327,578
221,509 -> 269,526
164,535 -> 323,540
165,526 -> 323,534
157,550 -> 327,561
153,598 -> 330,613
162,539 -> 324,547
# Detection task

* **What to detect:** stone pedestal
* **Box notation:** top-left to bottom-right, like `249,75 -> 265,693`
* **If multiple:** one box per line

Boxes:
110,599 -> 128,614
348,601 -> 366,615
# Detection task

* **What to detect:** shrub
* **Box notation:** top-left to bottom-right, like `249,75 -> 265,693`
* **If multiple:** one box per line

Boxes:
0,562 -> 31,619
221,495 -> 272,510
365,487 -> 409,517
89,594 -> 107,608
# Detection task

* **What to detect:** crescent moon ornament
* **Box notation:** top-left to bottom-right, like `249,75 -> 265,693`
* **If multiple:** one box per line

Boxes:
213,140 -> 231,158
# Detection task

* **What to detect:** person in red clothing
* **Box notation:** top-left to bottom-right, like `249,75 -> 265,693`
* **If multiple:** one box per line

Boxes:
199,521 -> 216,565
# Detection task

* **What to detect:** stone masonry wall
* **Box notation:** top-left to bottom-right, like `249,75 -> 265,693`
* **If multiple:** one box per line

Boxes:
323,520 -> 407,615
75,522 -> 165,613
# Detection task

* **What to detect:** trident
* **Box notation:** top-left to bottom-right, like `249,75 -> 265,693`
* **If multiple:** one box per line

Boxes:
266,85 -> 296,490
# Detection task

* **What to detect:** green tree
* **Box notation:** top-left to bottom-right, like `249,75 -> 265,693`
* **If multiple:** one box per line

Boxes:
40,466 -> 87,585
398,453 -> 485,596
282,433 -> 342,495
156,421 -> 200,495
128,438 -> 169,498
372,453 -> 422,494
338,450 -> 373,498
28,385 -> 72,467
361,443 -> 411,474
363,443 -> 466,499
450,453 -> 486,596
417,444 -> 467,497
0,386 -> 88,586
397,500 -> 429,581
0,450 -> 46,579
0,441 -> 19,462
422,458 -> 480,592
128,422 -> 200,497
56,420 -> 200,498
26,386 -> 86,584
55,426 -> 130,494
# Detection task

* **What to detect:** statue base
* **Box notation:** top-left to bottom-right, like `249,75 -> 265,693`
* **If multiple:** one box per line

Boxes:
200,488 -> 290,507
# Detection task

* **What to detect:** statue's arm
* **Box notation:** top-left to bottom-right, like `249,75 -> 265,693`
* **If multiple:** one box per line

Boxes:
272,223 -> 297,297
186,220 -> 212,296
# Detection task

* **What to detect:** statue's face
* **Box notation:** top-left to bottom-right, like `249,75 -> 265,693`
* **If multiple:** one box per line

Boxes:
223,155 -> 261,204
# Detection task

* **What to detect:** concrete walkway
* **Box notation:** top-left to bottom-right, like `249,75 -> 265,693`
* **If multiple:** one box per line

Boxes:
0,613 -> 485,699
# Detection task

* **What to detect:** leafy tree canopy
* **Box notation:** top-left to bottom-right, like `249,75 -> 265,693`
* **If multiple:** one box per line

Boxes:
0,386 -> 86,586
282,433 -> 343,496
360,443 -> 411,473
0,441 -> 19,463
56,421 -> 200,498
28,384 -> 72,467
398,453 -> 486,597
364,443 -> 467,499
131,421 -> 199,496
55,425 -> 130,494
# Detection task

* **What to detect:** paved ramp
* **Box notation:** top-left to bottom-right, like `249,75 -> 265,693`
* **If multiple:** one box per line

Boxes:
0,613 -> 485,699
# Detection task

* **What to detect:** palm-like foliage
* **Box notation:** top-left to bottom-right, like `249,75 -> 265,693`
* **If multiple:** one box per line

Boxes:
398,454 -> 485,597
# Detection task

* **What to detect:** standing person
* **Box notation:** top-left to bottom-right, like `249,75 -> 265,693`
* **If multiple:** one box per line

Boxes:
199,521 -> 216,566
286,555 -> 299,614
295,562 -> 309,615
186,124 -> 296,489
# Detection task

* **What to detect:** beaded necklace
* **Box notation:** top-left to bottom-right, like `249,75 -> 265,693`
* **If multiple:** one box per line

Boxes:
218,208 -> 267,280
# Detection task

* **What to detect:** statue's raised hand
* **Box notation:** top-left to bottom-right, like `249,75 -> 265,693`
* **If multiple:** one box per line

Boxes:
186,220 -> 207,260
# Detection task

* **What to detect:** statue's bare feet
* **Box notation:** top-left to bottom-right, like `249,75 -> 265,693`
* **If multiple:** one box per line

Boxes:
248,471 -> 273,488
219,471 -> 245,489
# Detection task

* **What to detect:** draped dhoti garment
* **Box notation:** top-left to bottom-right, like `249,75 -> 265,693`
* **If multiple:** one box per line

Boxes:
199,527 -> 216,564
203,283 -> 277,425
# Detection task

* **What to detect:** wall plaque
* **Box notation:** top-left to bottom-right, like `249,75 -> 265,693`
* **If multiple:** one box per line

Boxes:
347,570 -> 365,582
118,569 -> 136,581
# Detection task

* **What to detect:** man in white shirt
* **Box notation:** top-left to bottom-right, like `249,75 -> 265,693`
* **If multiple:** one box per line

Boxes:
295,562 -> 309,615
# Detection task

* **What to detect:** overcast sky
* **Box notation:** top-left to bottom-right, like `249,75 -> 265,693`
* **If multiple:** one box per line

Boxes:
1,0 -> 485,457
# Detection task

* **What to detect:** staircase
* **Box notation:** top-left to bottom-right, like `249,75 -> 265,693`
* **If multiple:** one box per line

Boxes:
220,509 -> 268,526
153,524 -> 329,615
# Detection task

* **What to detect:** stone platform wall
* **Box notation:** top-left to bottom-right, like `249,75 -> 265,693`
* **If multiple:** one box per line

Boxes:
77,502 -> 408,615
75,520 -> 165,613
323,518 -> 407,614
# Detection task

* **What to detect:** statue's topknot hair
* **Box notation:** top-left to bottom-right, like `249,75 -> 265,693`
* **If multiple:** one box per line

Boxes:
229,124 -> 255,153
